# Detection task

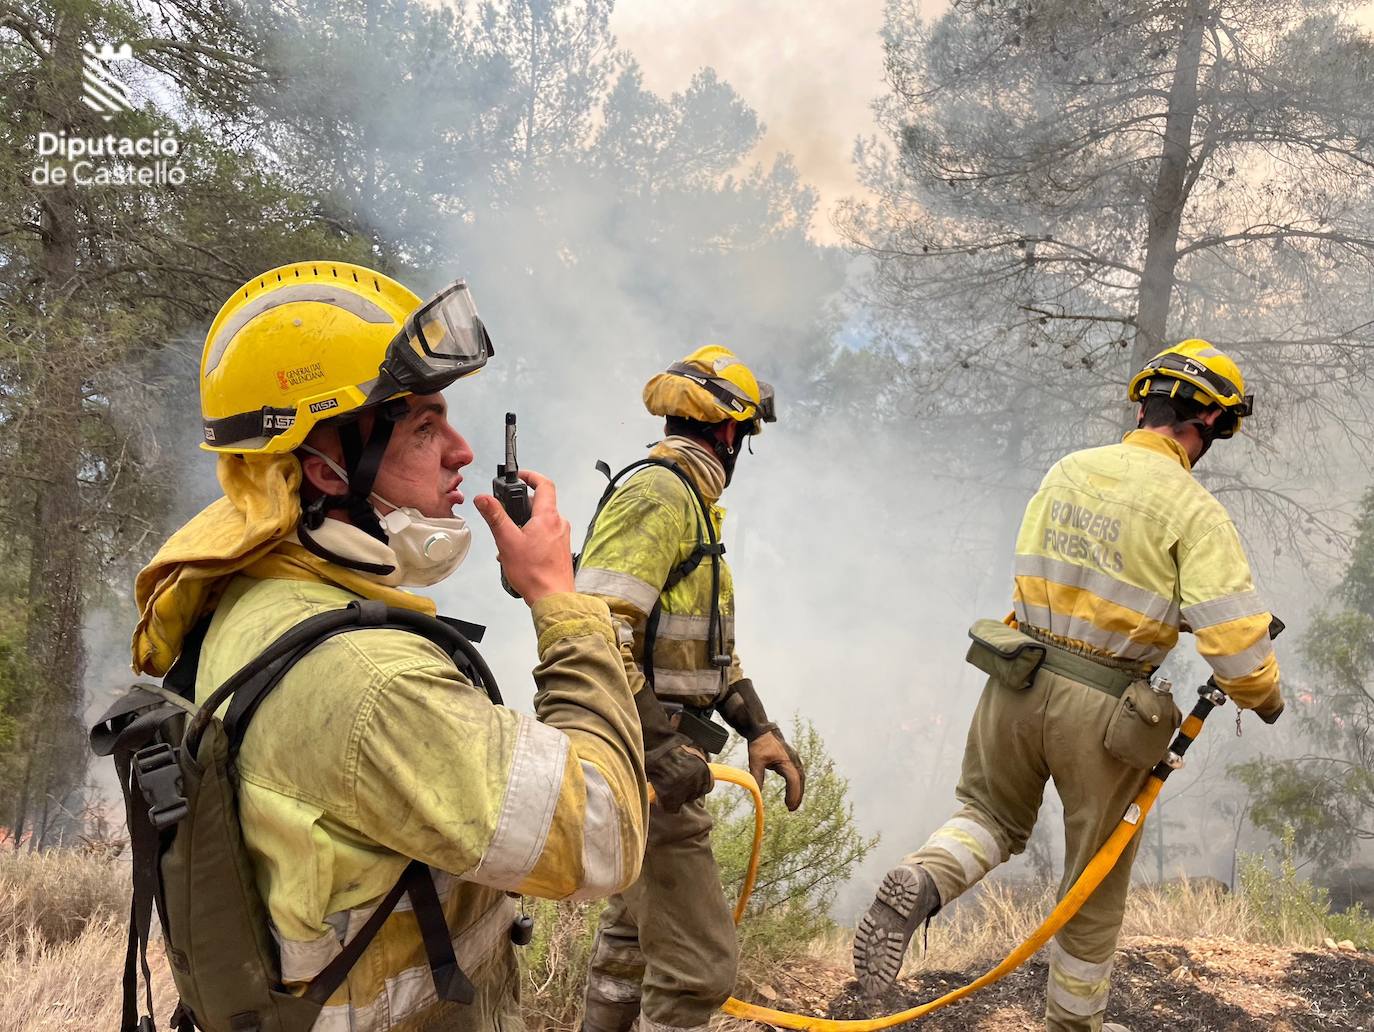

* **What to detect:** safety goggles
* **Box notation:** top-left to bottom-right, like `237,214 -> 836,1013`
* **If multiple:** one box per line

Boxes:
1141,352 -> 1253,417
373,280 -> 493,400
666,362 -> 777,425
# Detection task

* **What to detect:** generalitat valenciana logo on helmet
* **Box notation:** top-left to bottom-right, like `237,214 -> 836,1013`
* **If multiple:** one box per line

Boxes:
277,363 -> 326,390
31,42 -> 186,189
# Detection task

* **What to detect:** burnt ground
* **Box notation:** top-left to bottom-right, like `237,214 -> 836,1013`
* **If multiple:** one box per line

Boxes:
736,937 -> 1374,1031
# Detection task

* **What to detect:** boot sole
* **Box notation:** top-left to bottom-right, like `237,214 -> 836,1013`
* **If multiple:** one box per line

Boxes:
853,866 -> 934,994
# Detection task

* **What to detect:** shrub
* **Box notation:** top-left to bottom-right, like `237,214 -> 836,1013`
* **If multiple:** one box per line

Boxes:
709,719 -> 878,980
1239,826 -> 1374,949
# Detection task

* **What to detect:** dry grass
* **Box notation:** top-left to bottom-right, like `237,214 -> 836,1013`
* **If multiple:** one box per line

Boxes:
0,915 -> 177,1032
3,850 -> 1364,1032
0,849 -> 175,1032
0,848 -> 129,950
809,875 -> 1312,978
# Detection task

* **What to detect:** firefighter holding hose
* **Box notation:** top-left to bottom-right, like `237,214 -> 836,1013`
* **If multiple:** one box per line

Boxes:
853,340 -> 1284,1032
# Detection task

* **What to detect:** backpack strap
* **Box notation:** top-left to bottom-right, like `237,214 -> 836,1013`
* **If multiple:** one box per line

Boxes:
301,859 -> 476,1007
187,599 -> 500,759
105,601 -> 498,1029
579,459 -> 730,693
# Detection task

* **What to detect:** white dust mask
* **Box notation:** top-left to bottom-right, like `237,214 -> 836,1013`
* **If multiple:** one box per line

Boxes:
371,495 -> 472,587
298,446 -> 472,586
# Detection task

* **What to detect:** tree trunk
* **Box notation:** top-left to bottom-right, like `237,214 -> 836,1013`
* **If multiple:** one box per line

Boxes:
15,8 -> 89,844
1131,0 -> 1208,373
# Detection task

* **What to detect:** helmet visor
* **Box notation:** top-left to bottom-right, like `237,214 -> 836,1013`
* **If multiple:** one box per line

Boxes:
376,280 -> 492,398
756,381 -> 777,424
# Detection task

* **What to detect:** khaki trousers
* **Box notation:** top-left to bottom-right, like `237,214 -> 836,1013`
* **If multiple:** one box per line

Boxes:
582,798 -> 738,1032
906,666 -> 1177,1032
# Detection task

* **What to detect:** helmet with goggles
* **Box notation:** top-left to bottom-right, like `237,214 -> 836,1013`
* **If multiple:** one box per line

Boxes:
643,345 -> 776,433
200,262 -> 491,454
1128,338 -> 1253,439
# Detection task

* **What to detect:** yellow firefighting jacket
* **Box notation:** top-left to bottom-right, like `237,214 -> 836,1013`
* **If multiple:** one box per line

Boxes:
196,574 -> 648,1032
573,446 -> 741,707
1012,429 -> 1281,712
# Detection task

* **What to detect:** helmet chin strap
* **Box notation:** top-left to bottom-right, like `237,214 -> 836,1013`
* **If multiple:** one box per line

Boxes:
712,430 -> 740,487
1180,418 -> 1215,462
298,399 -> 409,575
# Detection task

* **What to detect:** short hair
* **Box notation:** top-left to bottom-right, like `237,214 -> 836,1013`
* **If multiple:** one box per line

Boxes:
1140,393 -> 1212,428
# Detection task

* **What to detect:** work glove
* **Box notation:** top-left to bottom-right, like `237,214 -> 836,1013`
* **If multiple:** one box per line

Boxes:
719,678 -> 806,811
1254,695 -> 1285,725
747,729 -> 805,812
634,686 -> 712,813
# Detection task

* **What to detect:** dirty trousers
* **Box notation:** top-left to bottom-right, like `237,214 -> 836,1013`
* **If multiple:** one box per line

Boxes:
905,667 -> 1172,1032
583,798 -> 738,1032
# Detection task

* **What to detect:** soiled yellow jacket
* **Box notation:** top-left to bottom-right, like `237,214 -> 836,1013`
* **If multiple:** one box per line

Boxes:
197,575 -> 648,1032
574,461 -> 740,708
1012,429 -> 1281,711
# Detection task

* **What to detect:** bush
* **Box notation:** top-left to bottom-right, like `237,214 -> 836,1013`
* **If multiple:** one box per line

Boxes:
1238,826 -> 1374,949
518,719 -> 876,1024
709,719 -> 878,980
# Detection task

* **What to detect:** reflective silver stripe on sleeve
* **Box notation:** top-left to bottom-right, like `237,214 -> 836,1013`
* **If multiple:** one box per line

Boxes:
926,816 -> 1004,885
313,895 -> 516,1032
1205,637 -> 1276,681
1014,600 -> 1170,666
1181,589 -> 1266,630
1015,554 -> 1180,627
1047,939 -> 1113,1017
471,715 -> 569,889
655,611 -> 735,642
568,762 -> 625,901
651,667 -> 726,698
339,869 -> 455,939
575,566 -> 661,615
273,925 -> 341,983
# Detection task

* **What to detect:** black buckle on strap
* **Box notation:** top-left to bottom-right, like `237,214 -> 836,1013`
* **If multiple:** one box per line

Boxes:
134,743 -> 187,831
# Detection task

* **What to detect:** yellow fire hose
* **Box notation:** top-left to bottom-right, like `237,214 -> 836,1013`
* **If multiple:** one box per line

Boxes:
691,677 -> 1233,1030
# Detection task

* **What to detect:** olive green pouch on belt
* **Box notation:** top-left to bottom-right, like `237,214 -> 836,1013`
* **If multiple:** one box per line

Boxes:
966,618 -> 1047,691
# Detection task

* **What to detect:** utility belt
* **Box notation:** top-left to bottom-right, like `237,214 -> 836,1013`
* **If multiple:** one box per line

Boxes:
660,701 -> 731,755
966,619 -> 1150,699
967,618 -> 1178,771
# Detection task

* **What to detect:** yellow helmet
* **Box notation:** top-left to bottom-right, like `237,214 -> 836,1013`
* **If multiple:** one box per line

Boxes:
1127,338 -> 1253,438
200,261 -> 492,453
642,345 -> 776,433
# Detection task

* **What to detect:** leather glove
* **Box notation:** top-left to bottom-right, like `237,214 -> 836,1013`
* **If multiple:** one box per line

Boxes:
634,686 -> 712,813
1255,695 -> 1285,725
645,740 -> 713,813
719,677 -> 805,810
748,729 -> 805,811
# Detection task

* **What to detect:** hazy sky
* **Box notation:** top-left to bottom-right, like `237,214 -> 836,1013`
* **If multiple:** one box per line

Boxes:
614,0 -> 1374,244
611,0 -> 906,243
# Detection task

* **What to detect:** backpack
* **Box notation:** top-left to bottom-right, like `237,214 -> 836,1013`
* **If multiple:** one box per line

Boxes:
576,458 -> 730,690
90,599 -> 500,1032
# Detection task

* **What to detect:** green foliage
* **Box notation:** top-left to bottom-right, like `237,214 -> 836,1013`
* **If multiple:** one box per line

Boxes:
1340,487 -> 1374,616
517,721 -> 875,1017
1239,827 -> 1374,950
1235,490 -> 1374,865
709,719 -> 878,969
1233,757 -> 1372,867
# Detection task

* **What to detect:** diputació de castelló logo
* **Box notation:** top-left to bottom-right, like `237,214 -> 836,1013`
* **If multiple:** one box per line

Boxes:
32,42 -> 186,187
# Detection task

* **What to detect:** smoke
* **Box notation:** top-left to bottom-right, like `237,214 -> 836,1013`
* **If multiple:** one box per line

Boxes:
82,0 -> 1369,926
